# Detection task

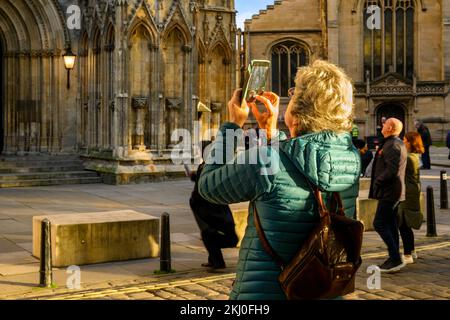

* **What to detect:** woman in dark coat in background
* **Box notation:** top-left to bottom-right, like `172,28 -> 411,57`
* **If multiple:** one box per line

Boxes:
398,132 -> 425,264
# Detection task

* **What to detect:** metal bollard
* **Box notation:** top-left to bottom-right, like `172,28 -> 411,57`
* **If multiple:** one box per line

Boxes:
39,219 -> 53,287
426,186 -> 438,237
440,171 -> 448,210
160,213 -> 171,272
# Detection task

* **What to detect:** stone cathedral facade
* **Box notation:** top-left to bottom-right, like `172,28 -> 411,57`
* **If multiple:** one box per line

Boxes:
0,0 -> 237,183
242,0 -> 450,142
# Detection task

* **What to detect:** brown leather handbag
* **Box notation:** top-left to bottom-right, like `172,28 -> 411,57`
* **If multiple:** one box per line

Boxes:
254,184 -> 364,300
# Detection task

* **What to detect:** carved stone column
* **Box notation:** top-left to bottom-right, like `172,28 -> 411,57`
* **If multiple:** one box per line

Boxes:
165,98 -> 182,148
113,0 -> 129,158
211,102 -> 223,137
183,44 -> 192,134
132,97 -> 148,151
365,70 -> 371,137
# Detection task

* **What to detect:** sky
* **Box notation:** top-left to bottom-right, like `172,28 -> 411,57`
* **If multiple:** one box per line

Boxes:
235,0 -> 276,30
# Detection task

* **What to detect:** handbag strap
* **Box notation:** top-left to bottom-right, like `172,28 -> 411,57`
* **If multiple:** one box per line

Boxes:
253,178 -> 345,270
330,192 -> 345,216
253,205 -> 286,270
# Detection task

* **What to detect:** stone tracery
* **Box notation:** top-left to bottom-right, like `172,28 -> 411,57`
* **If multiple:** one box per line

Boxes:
0,0 -> 236,161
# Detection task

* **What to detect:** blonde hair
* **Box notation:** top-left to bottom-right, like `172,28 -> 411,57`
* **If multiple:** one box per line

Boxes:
290,60 -> 354,134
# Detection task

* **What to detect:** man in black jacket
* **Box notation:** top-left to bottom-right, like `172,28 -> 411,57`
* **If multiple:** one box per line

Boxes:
189,145 -> 238,270
415,120 -> 432,169
370,118 -> 407,273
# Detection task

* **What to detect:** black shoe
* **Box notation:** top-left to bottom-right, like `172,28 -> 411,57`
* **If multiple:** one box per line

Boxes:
379,258 -> 406,273
201,262 -> 226,269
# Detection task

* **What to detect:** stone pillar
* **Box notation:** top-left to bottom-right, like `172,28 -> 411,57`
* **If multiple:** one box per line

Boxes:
183,44 -> 192,135
150,44 -> 159,150
224,58 -> 232,123
132,97 -> 148,151
113,0 -> 129,158
56,52 -> 63,153
17,51 -> 27,152
327,0 -> 340,64
165,98 -> 182,148
158,92 -> 164,155
88,44 -> 94,151
365,70 -> 371,138
3,52 -> 15,153
211,102 -> 222,137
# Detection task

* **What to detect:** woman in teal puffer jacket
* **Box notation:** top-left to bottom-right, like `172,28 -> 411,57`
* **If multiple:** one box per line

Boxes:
198,60 -> 361,300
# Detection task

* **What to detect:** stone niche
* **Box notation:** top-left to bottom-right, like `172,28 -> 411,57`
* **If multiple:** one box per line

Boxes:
15,100 -> 42,153
132,96 -> 148,151
165,97 -> 182,147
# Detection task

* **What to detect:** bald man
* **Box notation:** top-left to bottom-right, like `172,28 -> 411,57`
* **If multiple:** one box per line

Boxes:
369,118 -> 407,273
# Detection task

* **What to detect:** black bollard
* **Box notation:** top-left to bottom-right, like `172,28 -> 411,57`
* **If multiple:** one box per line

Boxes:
440,171 -> 448,209
160,213 -> 171,272
426,186 -> 438,237
39,219 -> 53,287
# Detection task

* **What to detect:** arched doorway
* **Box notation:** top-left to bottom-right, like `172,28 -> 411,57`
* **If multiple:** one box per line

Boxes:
0,0 -> 67,154
376,103 -> 406,137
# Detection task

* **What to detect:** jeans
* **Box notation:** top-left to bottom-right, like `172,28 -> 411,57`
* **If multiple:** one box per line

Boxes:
373,200 -> 401,261
399,222 -> 415,255
422,146 -> 431,169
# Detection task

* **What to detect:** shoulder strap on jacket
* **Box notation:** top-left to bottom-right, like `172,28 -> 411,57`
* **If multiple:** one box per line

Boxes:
253,206 -> 286,270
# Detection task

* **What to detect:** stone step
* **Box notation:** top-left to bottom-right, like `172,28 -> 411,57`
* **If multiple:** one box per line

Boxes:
0,171 -> 99,181
0,154 -> 81,162
0,176 -> 102,188
0,160 -> 84,168
0,165 -> 85,174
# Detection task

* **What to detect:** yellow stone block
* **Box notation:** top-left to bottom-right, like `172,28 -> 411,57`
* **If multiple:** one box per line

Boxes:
231,209 -> 249,248
32,210 -> 159,267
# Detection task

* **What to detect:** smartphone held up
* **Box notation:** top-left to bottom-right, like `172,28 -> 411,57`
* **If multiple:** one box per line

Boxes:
241,60 -> 271,107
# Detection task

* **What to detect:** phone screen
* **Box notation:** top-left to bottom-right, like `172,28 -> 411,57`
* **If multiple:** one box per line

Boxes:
242,60 -> 271,104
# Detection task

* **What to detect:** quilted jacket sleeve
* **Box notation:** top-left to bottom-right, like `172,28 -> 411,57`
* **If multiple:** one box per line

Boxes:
198,122 -> 278,205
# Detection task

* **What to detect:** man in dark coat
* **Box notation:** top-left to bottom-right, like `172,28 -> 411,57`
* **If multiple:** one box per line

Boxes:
370,118 -> 407,273
189,160 -> 238,270
415,120 -> 432,169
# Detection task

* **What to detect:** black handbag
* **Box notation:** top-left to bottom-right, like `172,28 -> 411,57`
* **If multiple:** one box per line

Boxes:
254,182 -> 364,300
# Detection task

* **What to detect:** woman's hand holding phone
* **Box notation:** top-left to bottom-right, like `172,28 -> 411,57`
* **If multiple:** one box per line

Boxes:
228,89 -> 249,128
250,92 -> 279,139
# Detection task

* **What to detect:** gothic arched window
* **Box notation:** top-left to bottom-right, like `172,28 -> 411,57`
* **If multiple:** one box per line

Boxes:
271,41 -> 309,97
364,0 -> 415,80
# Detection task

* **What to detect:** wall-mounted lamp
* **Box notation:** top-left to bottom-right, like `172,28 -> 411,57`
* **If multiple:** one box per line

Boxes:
63,47 -> 76,89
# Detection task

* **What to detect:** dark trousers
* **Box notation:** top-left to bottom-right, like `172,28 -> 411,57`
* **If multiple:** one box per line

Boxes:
399,222 -> 415,255
373,200 -> 401,261
202,228 -> 238,267
422,146 -> 431,169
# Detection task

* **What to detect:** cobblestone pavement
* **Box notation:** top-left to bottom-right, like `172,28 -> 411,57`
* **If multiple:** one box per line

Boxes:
4,236 -> 449,300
